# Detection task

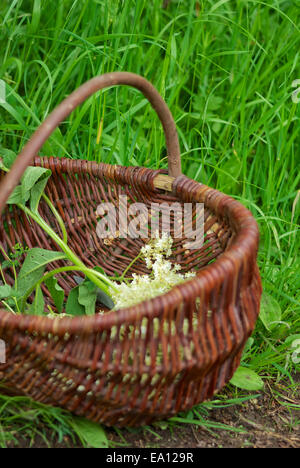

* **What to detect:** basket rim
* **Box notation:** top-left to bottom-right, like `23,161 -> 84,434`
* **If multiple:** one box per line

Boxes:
0,157 -> 260,336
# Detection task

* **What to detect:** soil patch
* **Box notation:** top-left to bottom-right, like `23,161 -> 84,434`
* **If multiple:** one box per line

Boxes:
5,377 -> 300,448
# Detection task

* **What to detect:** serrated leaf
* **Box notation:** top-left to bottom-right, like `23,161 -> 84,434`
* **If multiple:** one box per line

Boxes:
230,366 -> 264,391
71,417 -> 108,448
259,292 -> 282,331
65,286 -> 85,316
45,276 -> 64,313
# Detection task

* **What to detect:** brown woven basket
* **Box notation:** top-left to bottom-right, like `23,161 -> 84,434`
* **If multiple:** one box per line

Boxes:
0,73 -> 262,427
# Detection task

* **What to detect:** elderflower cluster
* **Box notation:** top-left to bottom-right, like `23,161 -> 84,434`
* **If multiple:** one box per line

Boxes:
140,231 -> 173,268
110,233 -> 195,310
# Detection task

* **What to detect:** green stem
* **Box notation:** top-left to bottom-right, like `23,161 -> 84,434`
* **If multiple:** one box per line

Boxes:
0,244 -> 10,262
19,205 -> 116,295
13,296 -> 21,314
1,300 -> 16,314
0,265 -> 6,284
0,245 -> 18,287
21,265 -> 117,310
42,193 -> 68,245
12,264 -> 18,290
119,251 -> 143,282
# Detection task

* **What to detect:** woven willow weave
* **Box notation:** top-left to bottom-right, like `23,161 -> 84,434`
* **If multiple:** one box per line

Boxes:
0,73 -> 261,427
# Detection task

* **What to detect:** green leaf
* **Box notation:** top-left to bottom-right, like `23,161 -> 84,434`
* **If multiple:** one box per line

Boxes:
285,334 -> 300,346
65,286 -> 85,316
74,273 -> 114,310
19,166 -> 52,211
230,366 -> 264,391
16,248 -> 67,299
95,288 -> 115,309
78,279 -> 98,316
6,166 -> 52,209
7,185 -> 24,205
93,265 -> 106,275
241,337 -> 254,360
0,284 -> 13,299
71,417 -> 108,448
21,166 -> 47,199
259,292 -> 282,331
29,170 -> 52,212
207,95 -> 224,112
217,156 -> 241,195
28,285 -> 45,315
1,148 -> 17,169
45,276 -> 64,313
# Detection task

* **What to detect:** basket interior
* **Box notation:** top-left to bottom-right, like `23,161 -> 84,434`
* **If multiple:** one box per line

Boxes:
0,163 -> 234,312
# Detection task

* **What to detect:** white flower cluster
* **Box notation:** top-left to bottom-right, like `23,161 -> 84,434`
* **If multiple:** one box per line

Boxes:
140,231 -> 173,268
110,233 -> 195,310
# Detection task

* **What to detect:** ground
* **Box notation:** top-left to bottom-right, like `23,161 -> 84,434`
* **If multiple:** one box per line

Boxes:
5,374 -> 299,448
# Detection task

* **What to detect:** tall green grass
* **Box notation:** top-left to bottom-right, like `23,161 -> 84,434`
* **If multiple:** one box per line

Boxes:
0,0 -> 299,447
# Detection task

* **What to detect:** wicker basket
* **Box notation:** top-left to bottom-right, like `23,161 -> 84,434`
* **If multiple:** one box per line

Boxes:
0,73 -> 261,427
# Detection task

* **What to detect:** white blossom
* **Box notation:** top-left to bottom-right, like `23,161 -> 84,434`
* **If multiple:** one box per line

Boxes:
110,233 -> 195,309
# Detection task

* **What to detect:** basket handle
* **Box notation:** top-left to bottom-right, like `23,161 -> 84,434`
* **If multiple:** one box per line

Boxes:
0,72 -> 181,212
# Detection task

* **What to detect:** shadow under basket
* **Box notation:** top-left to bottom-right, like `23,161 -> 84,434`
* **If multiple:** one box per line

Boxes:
0,73 -> 262,427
